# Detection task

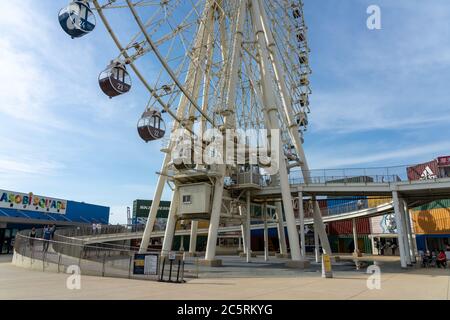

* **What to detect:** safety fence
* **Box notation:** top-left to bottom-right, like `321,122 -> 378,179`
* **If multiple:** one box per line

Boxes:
13,228 -> 189,283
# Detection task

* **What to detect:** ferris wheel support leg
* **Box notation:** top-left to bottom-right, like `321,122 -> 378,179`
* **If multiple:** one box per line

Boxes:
139,155 -> 169,253
275,202 -> 288,257
392,190 -> 408,268
256,0 -> 333,258
250,0 -> 304,266
189,221 -> 199,255
161,189 -> 180,256
298,191 -> 306,257
239,206 -> 248,255
203,170 -> 226,266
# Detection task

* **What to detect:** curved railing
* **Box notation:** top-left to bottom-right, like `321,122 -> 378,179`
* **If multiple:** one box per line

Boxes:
12,228 -> 164,280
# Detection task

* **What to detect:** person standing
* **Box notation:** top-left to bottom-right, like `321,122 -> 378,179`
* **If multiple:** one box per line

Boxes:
29,227 -> 37,247
96,223 -> 102,234
390,243 -> 398,256
92,222 -> 97,235
42,226 -> 52,252
437,250 -> 447,268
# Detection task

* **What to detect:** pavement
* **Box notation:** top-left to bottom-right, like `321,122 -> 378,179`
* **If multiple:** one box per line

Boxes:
1,254 -> 450,300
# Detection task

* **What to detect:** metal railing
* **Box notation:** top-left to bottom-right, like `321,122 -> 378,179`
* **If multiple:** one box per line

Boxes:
13,228 -> 188,282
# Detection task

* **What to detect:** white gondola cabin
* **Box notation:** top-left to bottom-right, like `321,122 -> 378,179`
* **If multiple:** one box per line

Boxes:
137,110 -> 166,142
99,62 -> 132,98
58,1 -> 96,38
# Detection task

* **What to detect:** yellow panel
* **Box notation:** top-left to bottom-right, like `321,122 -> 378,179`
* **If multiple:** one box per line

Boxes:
411,209 -> 450,234
368,196 -> 392,208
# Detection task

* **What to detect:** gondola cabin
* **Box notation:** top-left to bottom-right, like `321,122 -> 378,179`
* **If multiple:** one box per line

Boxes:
58,1 -> 96,38
137,110 -> 166,142
99,62 -> 132,98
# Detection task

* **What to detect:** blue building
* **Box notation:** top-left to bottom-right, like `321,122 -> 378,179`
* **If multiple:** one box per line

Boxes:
0,189 -> 110,254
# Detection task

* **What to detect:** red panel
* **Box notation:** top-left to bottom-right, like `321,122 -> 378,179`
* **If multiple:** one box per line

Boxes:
437,156 -> 450,167
407,160 -> 439,180
293,199 -> 328,218
328,218 -> 371,235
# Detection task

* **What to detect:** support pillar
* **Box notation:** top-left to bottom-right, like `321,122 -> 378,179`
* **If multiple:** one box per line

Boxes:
275,202 -> 288,256
392,190 -> 408,268
402,200 -> 415,264
246,191 -> 251,263
298,191 -> 306,257
352,218 -> 360,257
189,221 -> 198,255
162,190 -> 179,255
239,205 -> 247,254
204,172 -> 225,265
250,0 -> 302,262
314,224 -> 320,263
263,203 -> 269,261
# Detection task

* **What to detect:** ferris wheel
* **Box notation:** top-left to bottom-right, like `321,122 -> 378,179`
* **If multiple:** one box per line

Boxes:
58,0 -> 332,265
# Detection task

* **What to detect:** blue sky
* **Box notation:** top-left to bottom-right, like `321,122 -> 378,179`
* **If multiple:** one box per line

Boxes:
1,0 -> 449,223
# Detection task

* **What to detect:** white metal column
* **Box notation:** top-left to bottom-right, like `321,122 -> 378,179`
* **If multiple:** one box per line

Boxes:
263,203 -> 269,261
246,191 -> 251,263
275,202 -> 287,256
204,0 -> 246,262
404,205 -> 418,262
352,218 -> 359,255
250,0 -> 302,262
189,221 -> 198,254
298,191 -> 306,257
392,190 -> 408,268
239,205 -> 247,254
401,200 -> 414,264
314,224 -> 320,263
162,190 -> 179,254
256,0 -> 332,257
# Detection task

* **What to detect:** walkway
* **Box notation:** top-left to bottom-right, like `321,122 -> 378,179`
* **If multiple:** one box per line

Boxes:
1,255 -> 450,300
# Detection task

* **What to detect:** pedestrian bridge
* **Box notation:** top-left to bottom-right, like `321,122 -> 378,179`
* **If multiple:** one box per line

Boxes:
68,201 -> 394,245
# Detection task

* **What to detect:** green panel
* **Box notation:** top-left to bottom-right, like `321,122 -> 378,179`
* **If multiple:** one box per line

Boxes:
412,199 -> 450,211
332,235 -> 372,254
133,200 -> 171,218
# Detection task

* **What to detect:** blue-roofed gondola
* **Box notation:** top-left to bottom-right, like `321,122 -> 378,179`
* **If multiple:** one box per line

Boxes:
99,61 -> 132,98
137,109 -> 166,142
58,1 -> 96,38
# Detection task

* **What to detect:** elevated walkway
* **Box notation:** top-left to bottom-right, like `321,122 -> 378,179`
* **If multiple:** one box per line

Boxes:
73,202 -> 394,245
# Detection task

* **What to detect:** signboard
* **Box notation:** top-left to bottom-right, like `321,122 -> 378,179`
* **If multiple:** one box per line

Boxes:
133,253 -> 159,275
371,214 -> 397,234
438,156 -> 450,167
0,189 -> 67,214
132,200 -> 171,219
168,251 -> 176,261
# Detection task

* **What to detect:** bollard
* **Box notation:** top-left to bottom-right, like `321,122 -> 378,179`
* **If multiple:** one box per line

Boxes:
322,254 -> 333,278
168,259 -> 173,282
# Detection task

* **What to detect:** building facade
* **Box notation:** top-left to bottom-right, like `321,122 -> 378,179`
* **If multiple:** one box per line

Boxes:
0,189 -> 110,254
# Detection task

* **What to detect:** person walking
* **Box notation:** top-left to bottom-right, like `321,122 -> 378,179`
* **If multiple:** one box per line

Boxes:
96,223 -> 102,234
390,243 -> 398,256
42,226 -> 52,252
29,227 -> 36,247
